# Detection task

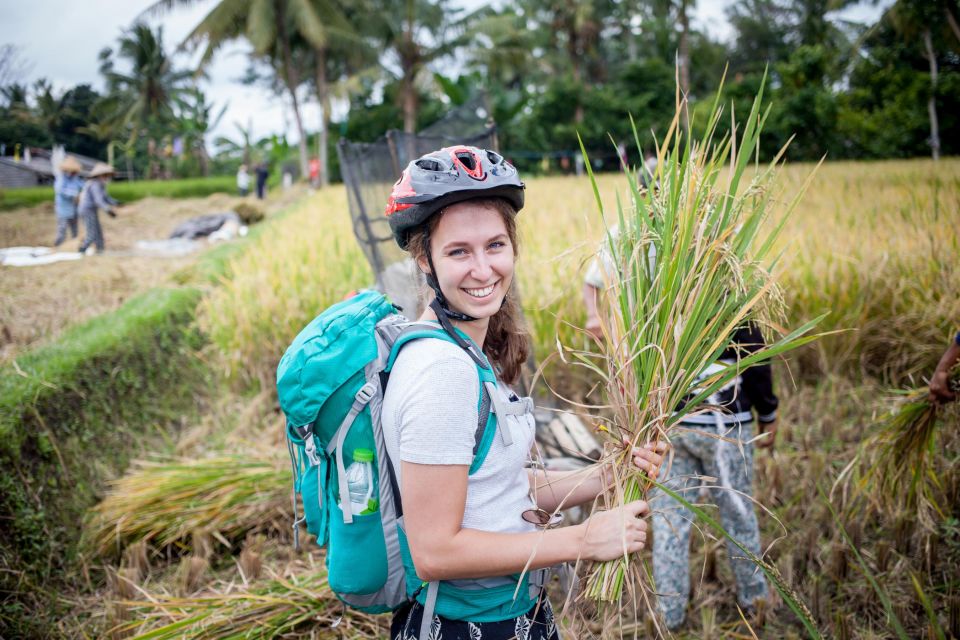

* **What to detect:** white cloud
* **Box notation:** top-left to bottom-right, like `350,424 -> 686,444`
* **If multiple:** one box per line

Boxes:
2,0 -> 302,148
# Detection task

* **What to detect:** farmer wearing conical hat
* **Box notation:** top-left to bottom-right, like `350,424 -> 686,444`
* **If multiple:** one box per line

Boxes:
53,156 -> 85,247
77,162 -> 120,255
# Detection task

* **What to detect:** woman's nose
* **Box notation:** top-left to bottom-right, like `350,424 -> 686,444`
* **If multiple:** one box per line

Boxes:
470,253 -> 493,280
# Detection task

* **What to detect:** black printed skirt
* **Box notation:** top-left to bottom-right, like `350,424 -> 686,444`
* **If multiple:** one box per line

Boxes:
390,591 -> 561,640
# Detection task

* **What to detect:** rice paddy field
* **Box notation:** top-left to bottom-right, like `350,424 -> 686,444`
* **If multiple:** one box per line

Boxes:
0,186 -> 305,363
70,157 -> 960,638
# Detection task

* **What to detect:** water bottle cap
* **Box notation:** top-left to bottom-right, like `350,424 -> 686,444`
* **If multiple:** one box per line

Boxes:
353,448 -> 374,463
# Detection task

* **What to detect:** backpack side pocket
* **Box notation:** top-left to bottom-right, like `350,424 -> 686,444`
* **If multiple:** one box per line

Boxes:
327,497 -> 388,595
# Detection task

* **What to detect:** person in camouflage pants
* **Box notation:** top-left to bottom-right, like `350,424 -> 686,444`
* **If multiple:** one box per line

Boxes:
651,324 -> 778,630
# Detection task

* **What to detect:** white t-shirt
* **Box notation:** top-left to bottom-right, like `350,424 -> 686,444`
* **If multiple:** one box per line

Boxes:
583,224 -> 658,289
381,336 -> 537,536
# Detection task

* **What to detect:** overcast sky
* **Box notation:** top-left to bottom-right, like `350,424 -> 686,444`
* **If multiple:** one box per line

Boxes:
2,0 -> 892,149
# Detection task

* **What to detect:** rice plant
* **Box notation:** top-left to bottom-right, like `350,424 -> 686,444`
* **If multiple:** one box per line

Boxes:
116,569 -> 382,639
198,190 -> 372,390
565,73 -> 823,616
85,455 -> 290,560
847,368 -> 960,531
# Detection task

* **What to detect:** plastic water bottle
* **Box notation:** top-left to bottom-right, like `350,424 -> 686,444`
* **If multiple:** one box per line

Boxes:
345,448 -> 377,516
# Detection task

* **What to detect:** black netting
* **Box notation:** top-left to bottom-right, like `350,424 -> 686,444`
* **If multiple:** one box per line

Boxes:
337,107 -> 497,316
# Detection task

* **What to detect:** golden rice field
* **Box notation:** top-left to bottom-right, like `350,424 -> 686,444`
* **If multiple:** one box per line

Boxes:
201,158 -> 960,393
85,158 -> 960,639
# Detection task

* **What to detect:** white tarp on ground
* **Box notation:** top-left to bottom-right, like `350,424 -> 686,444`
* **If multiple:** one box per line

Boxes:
1,247 -> 83,267
133,238 -> 202,257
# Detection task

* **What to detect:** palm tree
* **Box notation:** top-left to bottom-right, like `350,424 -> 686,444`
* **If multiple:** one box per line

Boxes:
364,0 -> 476,134
176,86 -> 226,176
215,119 -> 256,166
97,23 -> 193,177
144,0 -> 360,182
293,0 -> 369,187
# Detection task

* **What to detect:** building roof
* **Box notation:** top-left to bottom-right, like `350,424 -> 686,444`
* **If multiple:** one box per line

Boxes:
0,148 -> 102,179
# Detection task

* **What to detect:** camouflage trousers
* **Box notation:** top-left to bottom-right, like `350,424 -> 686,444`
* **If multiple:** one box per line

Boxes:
651,419 -> 768,629
54,215 -> 78,247
79,209 -> 105,253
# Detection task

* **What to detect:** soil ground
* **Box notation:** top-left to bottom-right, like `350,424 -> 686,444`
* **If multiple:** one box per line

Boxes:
0,186 -> 307,362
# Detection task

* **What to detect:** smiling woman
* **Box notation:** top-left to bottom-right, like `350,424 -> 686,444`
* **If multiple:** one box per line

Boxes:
375,145 -> 666,640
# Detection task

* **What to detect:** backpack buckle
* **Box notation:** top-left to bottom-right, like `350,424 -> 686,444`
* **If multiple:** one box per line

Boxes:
304,433 -> 323,467
355,381 -> 376,404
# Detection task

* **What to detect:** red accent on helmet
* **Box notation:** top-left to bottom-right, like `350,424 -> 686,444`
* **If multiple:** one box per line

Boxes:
384,169 -> 416,216
447,146 -> 486,180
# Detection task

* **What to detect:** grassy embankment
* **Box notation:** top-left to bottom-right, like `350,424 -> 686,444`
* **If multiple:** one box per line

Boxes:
0,191 -> 308,636
0,175 -> 236,211
78,159 -> 960,638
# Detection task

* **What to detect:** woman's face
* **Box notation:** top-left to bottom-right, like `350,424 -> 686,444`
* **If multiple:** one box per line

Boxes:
421,201 -> 515,321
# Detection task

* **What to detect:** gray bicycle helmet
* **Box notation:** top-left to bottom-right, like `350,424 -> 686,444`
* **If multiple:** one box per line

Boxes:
385,145 -> 525,250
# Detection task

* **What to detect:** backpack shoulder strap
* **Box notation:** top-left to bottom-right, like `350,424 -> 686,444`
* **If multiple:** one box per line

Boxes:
384,323 -> 497,474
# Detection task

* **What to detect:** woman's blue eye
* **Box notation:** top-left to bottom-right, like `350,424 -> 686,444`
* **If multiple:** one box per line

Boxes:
448,248 -> 467,257
489,241 -> 506,250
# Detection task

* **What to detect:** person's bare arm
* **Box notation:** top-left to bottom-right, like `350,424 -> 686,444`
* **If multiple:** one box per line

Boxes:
929,336 -> 960,403
583,282 -> 603,340
401,461 -> 650,582
529,441 -> 665,512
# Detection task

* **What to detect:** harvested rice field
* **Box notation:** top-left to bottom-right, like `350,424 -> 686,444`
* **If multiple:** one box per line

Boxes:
63,157 -> 959,639
0,186 -> 305,362
8,157 -> 960,639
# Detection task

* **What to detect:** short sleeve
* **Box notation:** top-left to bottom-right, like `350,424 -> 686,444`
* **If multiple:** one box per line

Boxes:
390,340 -> 480,466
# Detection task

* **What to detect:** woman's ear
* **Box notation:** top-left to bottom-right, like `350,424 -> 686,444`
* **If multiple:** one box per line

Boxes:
416,255 -> 431,275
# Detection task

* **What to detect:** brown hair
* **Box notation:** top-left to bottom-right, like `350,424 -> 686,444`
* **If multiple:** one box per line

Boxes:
406,197 -> 531,385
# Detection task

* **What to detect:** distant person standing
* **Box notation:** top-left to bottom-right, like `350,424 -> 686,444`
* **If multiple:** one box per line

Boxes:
77,162 -> 119,255
53,156 -> 85,247
236,164 -> 250,196
255,162 -> 269,200
639,150 -> 658,189
308,156 -> 320,188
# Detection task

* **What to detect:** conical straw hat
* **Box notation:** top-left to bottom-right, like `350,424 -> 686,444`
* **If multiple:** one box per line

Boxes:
59,156 -> 83,173
88,162 -> 116,178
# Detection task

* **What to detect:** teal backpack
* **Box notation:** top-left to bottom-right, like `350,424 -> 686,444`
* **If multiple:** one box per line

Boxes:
276,290 -> 541,635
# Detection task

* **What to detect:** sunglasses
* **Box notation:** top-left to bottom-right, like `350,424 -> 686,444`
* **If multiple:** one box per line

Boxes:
521,508 -> 564,529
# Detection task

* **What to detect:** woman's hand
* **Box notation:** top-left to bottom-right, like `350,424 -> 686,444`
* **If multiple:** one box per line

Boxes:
578,500 -> 650,562
624,438 -> 667,481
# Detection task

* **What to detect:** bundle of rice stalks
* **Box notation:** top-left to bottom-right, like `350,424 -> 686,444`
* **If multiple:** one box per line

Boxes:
116,570 -> 382,639
570,73 -> 822,615
85,455 -> 290,560
852,368 -> 959,530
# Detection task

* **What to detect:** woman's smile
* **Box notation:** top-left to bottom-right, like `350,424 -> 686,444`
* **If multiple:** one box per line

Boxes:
462,281 -> 499,299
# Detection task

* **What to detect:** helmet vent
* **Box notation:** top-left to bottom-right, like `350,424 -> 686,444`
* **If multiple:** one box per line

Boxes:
415,159 -> 444,172
486,151 -> 503,165
455,151 -> 477,171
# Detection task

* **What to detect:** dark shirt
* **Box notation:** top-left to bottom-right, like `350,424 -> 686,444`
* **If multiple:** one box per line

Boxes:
676,323 -> 779,425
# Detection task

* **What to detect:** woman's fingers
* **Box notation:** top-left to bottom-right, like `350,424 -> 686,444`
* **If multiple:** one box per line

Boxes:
626,499 -> 650,518
623,439 -> 665,479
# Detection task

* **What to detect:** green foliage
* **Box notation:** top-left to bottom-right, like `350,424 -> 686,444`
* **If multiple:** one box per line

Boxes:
0,197 -> 274,632
0,287 -> 209,633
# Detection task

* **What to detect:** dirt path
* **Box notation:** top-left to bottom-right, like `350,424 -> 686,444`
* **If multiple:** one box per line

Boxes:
1,186 -> 308,362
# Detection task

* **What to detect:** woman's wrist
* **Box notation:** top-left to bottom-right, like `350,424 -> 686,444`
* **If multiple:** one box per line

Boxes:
562,521 -> 588,561
596,460 -> 613,493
